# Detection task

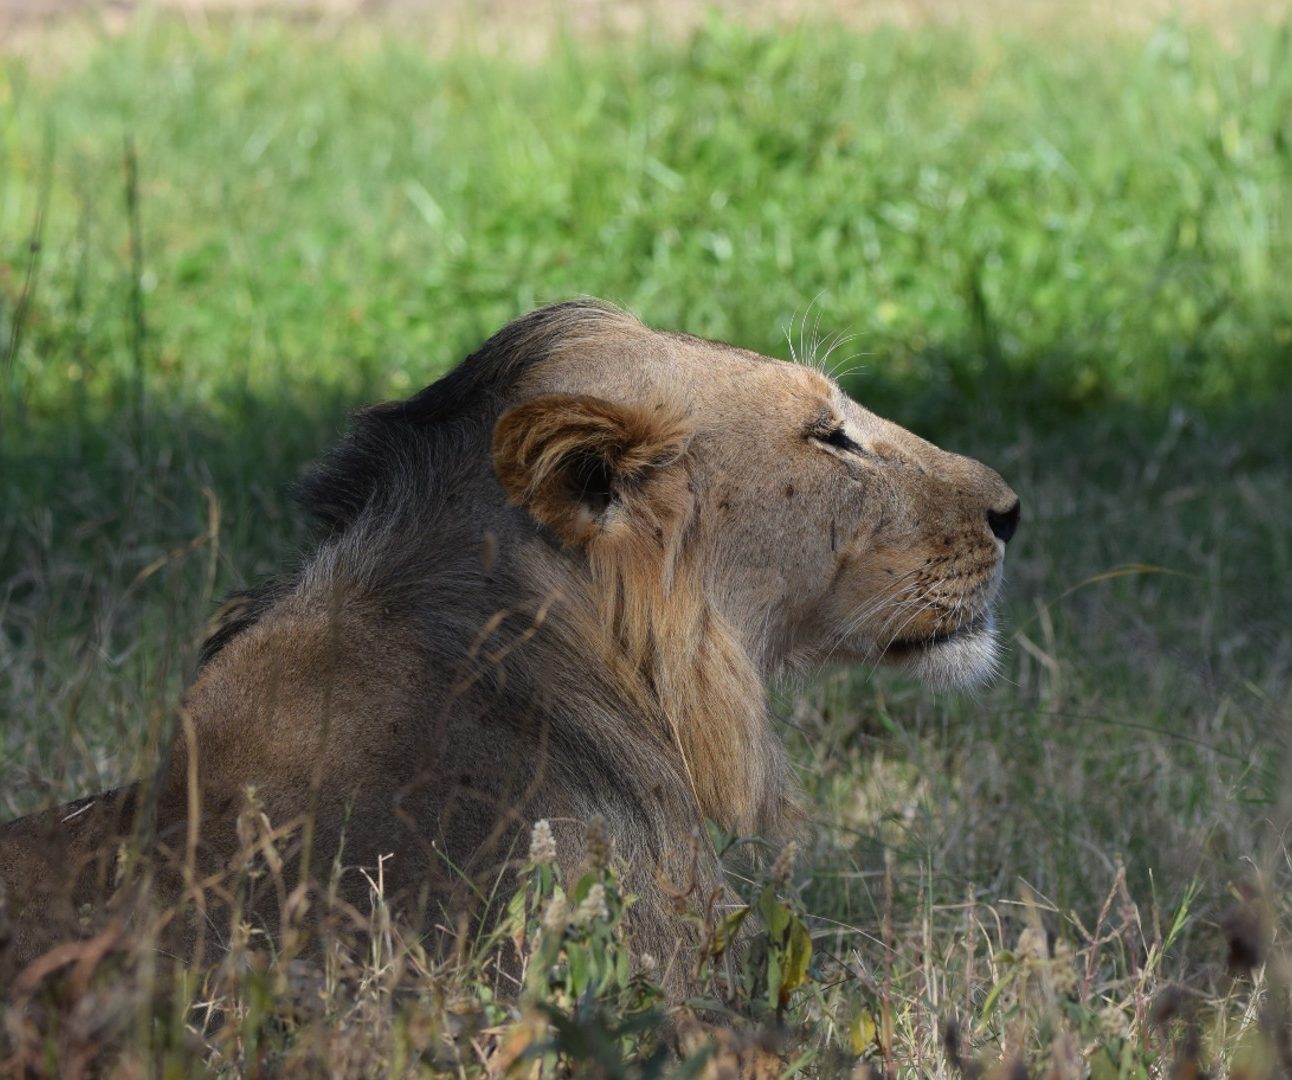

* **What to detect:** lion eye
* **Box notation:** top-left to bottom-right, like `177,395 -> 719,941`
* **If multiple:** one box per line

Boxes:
816,426 -> 860,453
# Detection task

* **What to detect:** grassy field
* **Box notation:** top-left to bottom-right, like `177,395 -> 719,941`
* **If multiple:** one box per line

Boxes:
1,7 -> 1290,1075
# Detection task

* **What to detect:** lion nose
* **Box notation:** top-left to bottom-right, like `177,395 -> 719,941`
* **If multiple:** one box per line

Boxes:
987,499 -> 1021,544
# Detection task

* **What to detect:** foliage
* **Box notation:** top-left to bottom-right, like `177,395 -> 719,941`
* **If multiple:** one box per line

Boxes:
498,821 -> 672,1076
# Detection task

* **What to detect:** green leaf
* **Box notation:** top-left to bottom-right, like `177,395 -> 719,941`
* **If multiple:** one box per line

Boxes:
756,885 -> 792,940
714,906 -> 751,956
766,949 -> 783,1012
779,912 -> 813,1005
504,886 -> 528,946
849,1009 -> 879,1056
572,873 -> 598,904
568,944 -> 589,998
1088,1051 -> 1120,1080
979,967 -> 1017,1020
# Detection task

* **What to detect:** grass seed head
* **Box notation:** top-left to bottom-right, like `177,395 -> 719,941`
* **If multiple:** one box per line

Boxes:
574,884 -> 609,926
1051,939 -> 1078,996
770,841 -> 798,886
1097,1003 -> 1129,1041
583,815 -> 611,872
528,819 -> 557,865
541,895 -> 570,933
1016,926 -> 1047,965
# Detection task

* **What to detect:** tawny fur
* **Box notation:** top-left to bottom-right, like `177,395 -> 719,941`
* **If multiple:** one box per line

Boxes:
0,299 -> 1019,997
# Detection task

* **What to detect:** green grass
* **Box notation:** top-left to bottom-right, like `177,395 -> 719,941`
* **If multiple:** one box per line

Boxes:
1,10 -> 1290,1075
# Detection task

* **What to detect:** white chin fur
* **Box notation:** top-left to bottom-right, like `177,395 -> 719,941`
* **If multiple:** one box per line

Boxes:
903,616 -> 1001,690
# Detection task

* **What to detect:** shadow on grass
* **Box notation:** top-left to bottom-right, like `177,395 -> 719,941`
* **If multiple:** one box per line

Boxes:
2,336 -> 1289,608
1,385 -> 349,583
1,343 -> 1288,804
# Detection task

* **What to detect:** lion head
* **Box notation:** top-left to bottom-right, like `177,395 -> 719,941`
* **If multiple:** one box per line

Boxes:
490,305 -> 1019,694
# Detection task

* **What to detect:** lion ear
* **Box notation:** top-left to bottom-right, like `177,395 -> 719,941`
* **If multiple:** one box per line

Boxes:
492,394 -> 692,546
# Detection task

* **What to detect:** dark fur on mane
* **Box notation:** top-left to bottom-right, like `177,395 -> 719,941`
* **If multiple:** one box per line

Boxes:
298,298 -> 632,533
198,577 -> 291,668
197,298 -> 635,668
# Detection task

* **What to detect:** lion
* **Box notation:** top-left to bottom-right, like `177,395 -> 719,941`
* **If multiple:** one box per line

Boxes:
0,299 -> 1019,996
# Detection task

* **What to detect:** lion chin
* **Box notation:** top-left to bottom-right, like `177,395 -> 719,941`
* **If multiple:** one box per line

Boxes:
895,615 -> 1003,691
0,298 -> 1019,999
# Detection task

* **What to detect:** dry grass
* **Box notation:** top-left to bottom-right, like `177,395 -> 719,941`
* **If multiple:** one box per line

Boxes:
3,724 -> 1288,1076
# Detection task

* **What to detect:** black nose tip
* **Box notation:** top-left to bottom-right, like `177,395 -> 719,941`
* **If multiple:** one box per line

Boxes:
987,499 -> 1021,544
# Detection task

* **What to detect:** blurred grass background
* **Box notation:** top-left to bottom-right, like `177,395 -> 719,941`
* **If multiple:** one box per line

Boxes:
0,1 -> 1290,1069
